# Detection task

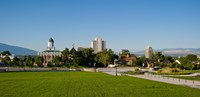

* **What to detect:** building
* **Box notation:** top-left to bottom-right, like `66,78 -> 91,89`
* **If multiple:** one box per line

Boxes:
77,47 -> 88,52
91,37 -> 106,53
118,49 -> 137,66
120,49 -> 130,55
38,38 -> 61,67
146,46 -> 154,61
0,54 -> 15,63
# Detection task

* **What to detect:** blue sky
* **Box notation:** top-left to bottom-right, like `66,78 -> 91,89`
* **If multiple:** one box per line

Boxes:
0,0 -> 200,52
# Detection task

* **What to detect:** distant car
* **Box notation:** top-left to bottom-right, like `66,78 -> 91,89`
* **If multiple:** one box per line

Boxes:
153,66 -> 160,71
108,64 -> 116,68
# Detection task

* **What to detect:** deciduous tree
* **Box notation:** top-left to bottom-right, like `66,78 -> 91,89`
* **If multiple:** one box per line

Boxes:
35,56 -> 43,67
95,49 -> 114,67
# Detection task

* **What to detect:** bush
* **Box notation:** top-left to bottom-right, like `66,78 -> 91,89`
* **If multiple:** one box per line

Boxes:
134,68 -> 139,72
157,68 -> 180,74
171,68 -> 180,73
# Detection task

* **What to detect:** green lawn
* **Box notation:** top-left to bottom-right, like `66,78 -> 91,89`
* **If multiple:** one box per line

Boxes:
168,76 -> 200,81
156,70 -> 200,75
181,70 -> 200,73
0,72 -> 200,97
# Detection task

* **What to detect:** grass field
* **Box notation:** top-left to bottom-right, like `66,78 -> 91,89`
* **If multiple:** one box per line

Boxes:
180,70 -> 200,73
168,76 -> 200,81
0,72 -> 200,97
155,69 -> 200,75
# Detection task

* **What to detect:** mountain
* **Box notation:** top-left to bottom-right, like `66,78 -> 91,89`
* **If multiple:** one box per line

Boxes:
134,48 -> 200,57
0,43 -> 38,56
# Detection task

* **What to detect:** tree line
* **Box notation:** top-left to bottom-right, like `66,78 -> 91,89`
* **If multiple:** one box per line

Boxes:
136,52 -> 200,70
0,48 -> 116,68
1,50 -> 200,70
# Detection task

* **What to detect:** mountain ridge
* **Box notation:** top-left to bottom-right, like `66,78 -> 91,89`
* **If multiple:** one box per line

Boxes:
0,43 -> 38,56
134,48 -> 200,56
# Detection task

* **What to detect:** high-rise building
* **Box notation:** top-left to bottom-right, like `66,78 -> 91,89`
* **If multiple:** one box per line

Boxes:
38,38 -> 61,67
91,37 -> 106,53
145,46 -> 153,60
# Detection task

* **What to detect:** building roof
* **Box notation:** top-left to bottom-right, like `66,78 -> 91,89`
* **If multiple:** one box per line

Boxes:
42,50 -> 60,53
94,37 -> 102,41
49,38 -> 54,43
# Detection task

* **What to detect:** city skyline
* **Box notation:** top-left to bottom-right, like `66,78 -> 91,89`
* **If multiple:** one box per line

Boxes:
0,0 -> 200,52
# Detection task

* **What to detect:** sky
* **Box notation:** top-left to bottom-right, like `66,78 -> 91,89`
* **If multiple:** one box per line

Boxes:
0,0 -> 200,52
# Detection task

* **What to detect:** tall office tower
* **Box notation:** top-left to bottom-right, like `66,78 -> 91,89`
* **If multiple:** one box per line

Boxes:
91,37 -> 106,53
145,46 -> 154,60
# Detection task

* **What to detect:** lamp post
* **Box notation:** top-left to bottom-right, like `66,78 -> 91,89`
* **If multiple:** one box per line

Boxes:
116,64 -> 118,76
114,59 -> 118,76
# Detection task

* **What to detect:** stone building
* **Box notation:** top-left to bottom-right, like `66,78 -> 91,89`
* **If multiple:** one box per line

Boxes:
118,49 -> 137,66
38,38 -> 61,67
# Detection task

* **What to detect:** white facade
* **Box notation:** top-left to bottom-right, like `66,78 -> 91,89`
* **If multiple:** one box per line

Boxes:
38,38 -> 61,67
91,37 -> 106,53
38,51 -> 61,63
47,38 -> 55,50
175,60 -> 181,64
0,54 -> 15,62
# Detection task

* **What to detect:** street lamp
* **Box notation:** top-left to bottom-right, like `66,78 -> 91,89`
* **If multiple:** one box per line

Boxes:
116,64 -> 118,76
114,59 -> 118,76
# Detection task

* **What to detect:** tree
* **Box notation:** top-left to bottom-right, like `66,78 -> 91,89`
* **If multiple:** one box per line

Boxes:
35,56 -> 44,67
1,51 -> 11,56
95,49 -> 114,67
69,48 -> 77,65
156,62 -> 167,67
168,62 -> 178,68
114,54 -> 119,60
73,48 -> 94,67
197,58 -> 200,69
131,58 -> 137,67
120,49 -> 130,57
155,52 -> 162,61
136,56 -> 145,67
52,56 -> 62,67
12,57 -> 20,66
81,48 -> 94,66
179,57 -> 196,70
24,56 -> 34,67
73,51 -> 83,67
154,52 -> 165,62
61,48 -> 70,62
70,48 -> 77,55
107,49 -> 115,63
1,56 -> 11,66
18,59 -> 24,67
186,54 -> 197,62
185,62 -> 195,70
164,56 -> 174,63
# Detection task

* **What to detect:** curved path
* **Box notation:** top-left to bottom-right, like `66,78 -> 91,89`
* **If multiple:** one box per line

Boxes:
98,67 -> 200,89
129,74 -> 200,89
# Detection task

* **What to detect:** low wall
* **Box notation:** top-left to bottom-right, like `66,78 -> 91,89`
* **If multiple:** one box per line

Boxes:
0,67 -> 98,72
0,69 -> 6,72
0,67 -> 70,72
81,68 -> 98,72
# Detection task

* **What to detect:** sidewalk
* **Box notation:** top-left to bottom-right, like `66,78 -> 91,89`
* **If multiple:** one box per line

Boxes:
127,74 -> 200,89
98,68 -> 200,89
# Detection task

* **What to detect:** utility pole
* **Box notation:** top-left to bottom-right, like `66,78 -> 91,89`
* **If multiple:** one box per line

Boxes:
72,43 -> 75,49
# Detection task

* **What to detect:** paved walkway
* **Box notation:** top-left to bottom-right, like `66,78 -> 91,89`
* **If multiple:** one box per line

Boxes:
128,74 -> 200,89
98,68 -> 200,89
